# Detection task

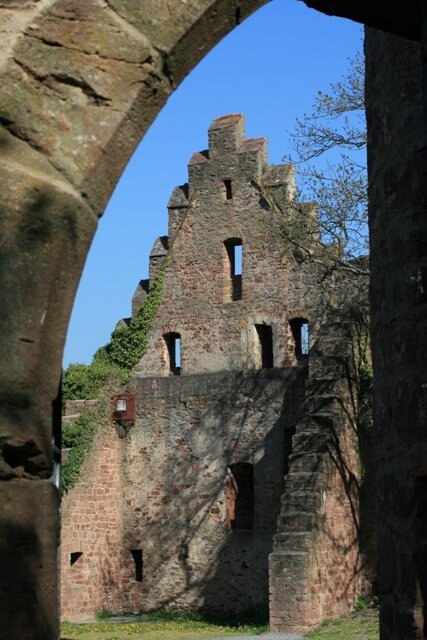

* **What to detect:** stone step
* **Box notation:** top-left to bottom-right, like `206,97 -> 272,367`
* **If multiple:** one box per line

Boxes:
269,549 -> 310,576
283,471 -> 325,493
276,510 -> 319,533
287,452 -> 326,474
302,393 -> 342,414
281,490 -> 323,512
273,530 -> 314,552
62,414 -> 81,423
308,359 -> 348,380
304,377 -> 342,394
291,429 -> 331,455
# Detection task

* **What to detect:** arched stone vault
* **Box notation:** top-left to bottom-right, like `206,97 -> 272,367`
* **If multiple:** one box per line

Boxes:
0,2 -> 269,637
0,0 -> 268,427
1,1 -> 427,639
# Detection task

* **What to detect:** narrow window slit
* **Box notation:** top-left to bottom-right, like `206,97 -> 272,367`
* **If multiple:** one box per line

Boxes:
131,549 -> 143,582
255,324 -> 274,368
227,463 -> 254,530
164,332 -> 181,375
290,319 -> 309,359
224,239 -> 242,301
223,179 -> 233,200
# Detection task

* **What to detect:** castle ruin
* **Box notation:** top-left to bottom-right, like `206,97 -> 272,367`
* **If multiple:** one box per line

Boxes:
61,114 -> 370,631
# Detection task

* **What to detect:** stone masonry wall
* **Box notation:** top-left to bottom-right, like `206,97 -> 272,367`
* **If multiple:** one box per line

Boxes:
60,368 -> 305,619
120,368 -> 305,615
61,415 -> 123,621
60,115 -> 369,628
365,30 -> 427,640
269,314 -> 364,632
134,115 -> 324,378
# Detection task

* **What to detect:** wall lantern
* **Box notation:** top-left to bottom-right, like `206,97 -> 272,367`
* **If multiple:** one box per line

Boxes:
112,394 -> 136,437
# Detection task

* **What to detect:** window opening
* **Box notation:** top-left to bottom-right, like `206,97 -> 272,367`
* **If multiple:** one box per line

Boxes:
131,549 -> 143,582
70,552 -> 83,566
301,323 -> 309,355
255,324 -> 274,368
227,463 -> 254,530
225,239 -> 242,301
290,319 -> 309,359
164,332 -> 181,375
234,243 -> 242,275
223,179 -> 233,200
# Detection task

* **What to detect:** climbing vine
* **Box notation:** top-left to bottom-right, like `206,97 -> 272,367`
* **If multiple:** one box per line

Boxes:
62,411 -> 98,491
100,256 -> 169,370
61,257 -> 169,489
63,256 -> 169,403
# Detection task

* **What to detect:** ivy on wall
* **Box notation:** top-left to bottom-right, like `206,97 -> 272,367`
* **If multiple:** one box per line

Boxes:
62,411 -> 98,491
100,256 -> 169,370
63,257 -> 169,404
61,257 -> 169,490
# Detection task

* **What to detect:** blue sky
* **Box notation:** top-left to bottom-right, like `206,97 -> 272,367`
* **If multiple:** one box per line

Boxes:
63,1 -> 363,368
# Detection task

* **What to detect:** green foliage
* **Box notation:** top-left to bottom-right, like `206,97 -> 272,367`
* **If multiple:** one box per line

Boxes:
306,609 -> 379,639
354,595 -> 369,612
62,357 -> 129,405
148,610 -> 205,623
62,411 -> 98,491
61,258 -> 168,489
102,257 -> 168,370
63,257 -> 168,403
95,609 -> 117,620
62,606 -> 269,640
63,610 -> 380,640
148,604 -> 268,630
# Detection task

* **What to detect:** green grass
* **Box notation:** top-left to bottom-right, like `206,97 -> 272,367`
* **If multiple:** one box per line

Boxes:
61,609 -> 379,640
307,610 -> 379,640
61,608 -> 268,640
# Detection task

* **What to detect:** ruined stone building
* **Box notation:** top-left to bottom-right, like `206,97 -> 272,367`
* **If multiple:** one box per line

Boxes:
61,114 -> 370,631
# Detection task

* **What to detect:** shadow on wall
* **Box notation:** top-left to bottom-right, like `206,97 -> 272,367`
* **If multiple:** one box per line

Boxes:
0,518 -> 56,638
199,389 -> 294,613
197,371 -> 302,616
122,366 -> 307,616
323,311 -> 376,600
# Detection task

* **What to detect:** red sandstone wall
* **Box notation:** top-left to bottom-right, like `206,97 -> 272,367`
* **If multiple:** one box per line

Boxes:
61,116 -> 369,628
316,418 -> 361,619
61,419 -> 124,621
269,318 -> 366,632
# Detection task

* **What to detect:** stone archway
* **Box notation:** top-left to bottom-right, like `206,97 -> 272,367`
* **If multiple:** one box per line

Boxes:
0,2 -> 269,637
1,2 -> 427,640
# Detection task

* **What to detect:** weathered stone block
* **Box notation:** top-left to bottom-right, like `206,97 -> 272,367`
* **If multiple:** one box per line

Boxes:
0,479 -> 59,640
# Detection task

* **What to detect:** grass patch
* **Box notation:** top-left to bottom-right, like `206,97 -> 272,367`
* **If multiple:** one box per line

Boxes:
61,608 -> 268,640
61,619 -> 265,639
307,610 -> 379,639
62,608 -> 379,640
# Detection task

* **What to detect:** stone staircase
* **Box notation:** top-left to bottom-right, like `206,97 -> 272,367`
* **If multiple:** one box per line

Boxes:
269,318 -> 361,632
